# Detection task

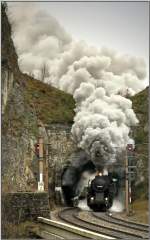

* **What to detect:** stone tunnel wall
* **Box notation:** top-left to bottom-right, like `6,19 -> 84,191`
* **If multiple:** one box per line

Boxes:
46,124 -> 75,182
43,124 -> 76,207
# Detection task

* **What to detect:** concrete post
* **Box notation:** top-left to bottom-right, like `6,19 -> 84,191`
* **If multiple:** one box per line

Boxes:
44,144 -> 49,191
125,150 -> 129,215
38,137 -> 44,192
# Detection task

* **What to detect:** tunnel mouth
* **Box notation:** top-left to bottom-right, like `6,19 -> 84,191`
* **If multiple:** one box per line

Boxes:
61,160 -> 96,206
61,186 -> 75,206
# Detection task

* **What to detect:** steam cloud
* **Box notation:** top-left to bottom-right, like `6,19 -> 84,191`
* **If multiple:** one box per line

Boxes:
8,3 -> 147,167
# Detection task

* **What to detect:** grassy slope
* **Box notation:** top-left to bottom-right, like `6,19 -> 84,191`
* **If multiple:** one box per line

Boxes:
131,87 -> 148,199
131,87 -> 148,144
130,87 -> 149,223
23,75 -> 75,125
132,199 -> 148,224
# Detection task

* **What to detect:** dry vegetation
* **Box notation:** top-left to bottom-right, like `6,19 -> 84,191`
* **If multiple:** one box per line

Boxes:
23,75 -> 75,125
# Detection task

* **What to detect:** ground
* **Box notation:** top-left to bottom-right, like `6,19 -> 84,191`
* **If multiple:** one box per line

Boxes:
131,199 -> 148,224
119,199 -> 148,224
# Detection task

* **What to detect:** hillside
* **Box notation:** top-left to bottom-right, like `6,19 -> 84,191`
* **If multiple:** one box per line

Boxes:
131,87 -> 149,200
132,87 -> 148,144
23,75 -> 75,124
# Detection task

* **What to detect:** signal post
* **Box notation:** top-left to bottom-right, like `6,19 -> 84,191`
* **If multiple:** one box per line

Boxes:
125,149 -> 129,215
126,143 -> 135,215
38,137 -> 44,191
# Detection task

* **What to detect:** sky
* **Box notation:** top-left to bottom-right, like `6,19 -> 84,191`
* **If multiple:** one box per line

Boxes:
7,1 -> 149,85
37,1 -> 149,85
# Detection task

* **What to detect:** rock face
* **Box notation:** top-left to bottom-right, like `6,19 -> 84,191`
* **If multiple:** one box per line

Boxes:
2,5 -> 75,194
1,67 -> 14,114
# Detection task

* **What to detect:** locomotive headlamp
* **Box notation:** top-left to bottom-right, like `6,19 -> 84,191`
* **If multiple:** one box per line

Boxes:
98,172 -> 102,176
112,178 -> 117,182
105,197 -> 108,201
90,197 -> 94,201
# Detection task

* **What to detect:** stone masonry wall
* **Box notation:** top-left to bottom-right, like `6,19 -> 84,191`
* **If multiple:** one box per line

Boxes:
2,192 -> 50,223
46,124 -> 75,180
39,124 -> 76,207
2,192 -> 50,238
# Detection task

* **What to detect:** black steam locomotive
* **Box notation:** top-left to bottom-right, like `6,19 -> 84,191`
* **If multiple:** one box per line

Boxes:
61,150 -> 120,210
87,173 -> 118,211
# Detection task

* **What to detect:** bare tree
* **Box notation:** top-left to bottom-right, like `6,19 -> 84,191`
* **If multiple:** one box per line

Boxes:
2,2 -> 8,12
40,62 -> 49,82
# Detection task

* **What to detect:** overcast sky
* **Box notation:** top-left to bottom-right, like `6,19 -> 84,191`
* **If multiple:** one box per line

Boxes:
38,1 -> 149,85
8,1 -> 149,85
38,3 -> 148,55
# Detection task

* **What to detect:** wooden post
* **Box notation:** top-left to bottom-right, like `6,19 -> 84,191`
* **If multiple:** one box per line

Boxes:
44,144 -> 49,191
125,150 -> 129,215
38,137 -> 44,191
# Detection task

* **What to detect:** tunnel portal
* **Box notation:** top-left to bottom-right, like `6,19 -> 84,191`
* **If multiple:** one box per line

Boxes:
61,149 -> 95,206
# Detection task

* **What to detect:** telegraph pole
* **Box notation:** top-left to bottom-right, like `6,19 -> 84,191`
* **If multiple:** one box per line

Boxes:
125,149 -> 129,215
126,143 -> 135,215
38,137 -> 44,191
44,143 -> 49,191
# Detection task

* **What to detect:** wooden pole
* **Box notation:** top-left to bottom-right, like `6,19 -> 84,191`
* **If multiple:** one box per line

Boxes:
38,137 -> 44,191
44,144 -> 49,191
125,150 -> 129,215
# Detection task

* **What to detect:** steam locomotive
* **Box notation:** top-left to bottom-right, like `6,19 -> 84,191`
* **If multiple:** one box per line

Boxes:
87,172 -> 118,211
61,150 -> 120,211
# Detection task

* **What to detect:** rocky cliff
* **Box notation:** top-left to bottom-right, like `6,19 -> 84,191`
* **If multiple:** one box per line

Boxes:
2,5 -> 75,193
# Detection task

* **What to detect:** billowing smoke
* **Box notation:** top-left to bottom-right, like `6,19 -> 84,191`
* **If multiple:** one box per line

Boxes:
109,190 -> 125,213
76,171 -> 95,210
76,171 -> 96,196
72,86 -> 139,167
8,3 -> 147,167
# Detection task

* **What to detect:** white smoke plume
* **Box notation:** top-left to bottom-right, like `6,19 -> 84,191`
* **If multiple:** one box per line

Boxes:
109,199 -> 124,213
76,171 -> 95,210
8,3 -> 147,167
109,190 -> 125,212
78,199 -> 91,211
76,171 -> 96,196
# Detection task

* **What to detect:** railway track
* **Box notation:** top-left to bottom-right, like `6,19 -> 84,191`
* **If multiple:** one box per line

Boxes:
58,207 -> 148,239
36,216 -> 113,239
92,211 -> 149,233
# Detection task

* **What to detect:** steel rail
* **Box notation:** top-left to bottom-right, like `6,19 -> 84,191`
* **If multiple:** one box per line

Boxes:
91,212 -> 149,236
58,207 -> 144,239
108,214 -> 149,229
38,216 -> 113,240
76,209 -> 148,239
